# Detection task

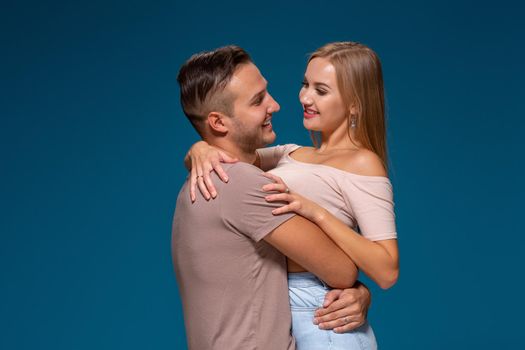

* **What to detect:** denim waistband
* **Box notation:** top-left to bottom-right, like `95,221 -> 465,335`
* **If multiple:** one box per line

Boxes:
288,272 -> 328,288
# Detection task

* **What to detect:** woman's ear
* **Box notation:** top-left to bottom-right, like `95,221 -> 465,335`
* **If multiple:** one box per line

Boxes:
349,104 -> 358,116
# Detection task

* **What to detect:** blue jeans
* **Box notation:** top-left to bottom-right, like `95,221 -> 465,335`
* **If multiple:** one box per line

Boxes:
288,272 -> 377,350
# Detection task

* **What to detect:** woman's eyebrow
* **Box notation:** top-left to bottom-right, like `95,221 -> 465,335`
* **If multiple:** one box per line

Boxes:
303,77 -> 331,90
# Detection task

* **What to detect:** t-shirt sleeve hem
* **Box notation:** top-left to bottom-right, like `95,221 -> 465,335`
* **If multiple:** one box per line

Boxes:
367,232 -> 398,241
251,213 -> 296,242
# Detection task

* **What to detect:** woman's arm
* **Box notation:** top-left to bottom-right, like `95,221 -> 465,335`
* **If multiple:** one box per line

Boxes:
313,210 -> 398,290
184,141 -> 298,201
263,173 -> 399,290
256,144 -> 300,171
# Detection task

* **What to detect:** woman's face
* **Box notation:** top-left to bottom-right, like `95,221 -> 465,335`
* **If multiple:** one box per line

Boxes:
299,57 -> 348,133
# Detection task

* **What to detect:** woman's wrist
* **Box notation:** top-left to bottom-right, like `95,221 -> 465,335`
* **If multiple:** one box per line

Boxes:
193,140 -> 209,151
312,206 -> 329,225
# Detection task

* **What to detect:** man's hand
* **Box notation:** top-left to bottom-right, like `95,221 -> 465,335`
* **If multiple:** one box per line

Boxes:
313,282 -> 371,333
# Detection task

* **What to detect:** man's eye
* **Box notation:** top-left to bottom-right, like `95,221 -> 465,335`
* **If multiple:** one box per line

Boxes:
254,97 -> 263,106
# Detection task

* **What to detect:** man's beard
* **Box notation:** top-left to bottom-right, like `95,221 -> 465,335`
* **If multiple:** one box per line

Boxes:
230,118 -> 266,155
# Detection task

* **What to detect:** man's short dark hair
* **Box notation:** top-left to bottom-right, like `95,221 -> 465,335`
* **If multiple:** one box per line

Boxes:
177,45 -> 252,136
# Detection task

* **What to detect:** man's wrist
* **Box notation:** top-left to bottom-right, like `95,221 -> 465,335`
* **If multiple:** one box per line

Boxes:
355,281 -> 371,309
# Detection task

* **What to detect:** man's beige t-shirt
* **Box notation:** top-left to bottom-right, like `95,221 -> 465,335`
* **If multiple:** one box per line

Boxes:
172,162 -> 296,350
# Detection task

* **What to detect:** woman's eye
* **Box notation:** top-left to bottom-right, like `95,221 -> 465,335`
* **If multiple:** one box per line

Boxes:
316,89 -> 327,96
301,81 -> 308,87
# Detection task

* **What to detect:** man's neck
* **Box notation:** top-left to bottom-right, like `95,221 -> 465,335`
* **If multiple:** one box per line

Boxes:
208,139 -> 258,165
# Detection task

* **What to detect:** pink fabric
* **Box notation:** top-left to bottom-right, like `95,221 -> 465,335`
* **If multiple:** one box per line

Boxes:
172,163 -> 296,350
258,144 -> 397,241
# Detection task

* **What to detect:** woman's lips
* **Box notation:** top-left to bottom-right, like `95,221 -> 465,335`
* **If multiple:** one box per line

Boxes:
303,109 -> 319,119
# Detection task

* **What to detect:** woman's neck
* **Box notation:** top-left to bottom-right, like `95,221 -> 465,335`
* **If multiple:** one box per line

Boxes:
317,125 -> 360,154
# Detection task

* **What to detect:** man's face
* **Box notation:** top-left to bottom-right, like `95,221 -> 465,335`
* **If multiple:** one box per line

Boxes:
226,63 -> 280,152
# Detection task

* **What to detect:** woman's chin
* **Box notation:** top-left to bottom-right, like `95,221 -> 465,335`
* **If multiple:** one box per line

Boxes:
303,118 -> 321,131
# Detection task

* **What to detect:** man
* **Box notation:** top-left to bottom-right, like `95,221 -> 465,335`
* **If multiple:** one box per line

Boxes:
173,46 -> 371,350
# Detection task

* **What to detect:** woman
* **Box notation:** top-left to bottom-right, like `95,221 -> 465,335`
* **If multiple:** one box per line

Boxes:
186,42 -> 398,349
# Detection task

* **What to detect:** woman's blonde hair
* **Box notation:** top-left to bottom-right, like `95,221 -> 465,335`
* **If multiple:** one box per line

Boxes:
309,42 -> 388,169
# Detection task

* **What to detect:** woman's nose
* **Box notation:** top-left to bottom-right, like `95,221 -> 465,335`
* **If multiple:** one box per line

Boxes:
300,91 -> 313,105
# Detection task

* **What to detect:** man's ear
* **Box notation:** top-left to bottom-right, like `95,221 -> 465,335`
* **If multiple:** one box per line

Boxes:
207,112 -> 229,134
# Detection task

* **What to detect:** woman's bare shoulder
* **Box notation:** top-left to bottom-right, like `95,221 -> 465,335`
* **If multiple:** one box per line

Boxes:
332,148 -> 387,177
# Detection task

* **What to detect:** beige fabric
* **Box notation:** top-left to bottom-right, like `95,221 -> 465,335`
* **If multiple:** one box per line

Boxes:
172,162 -> 296,350
259,144 -> 397,241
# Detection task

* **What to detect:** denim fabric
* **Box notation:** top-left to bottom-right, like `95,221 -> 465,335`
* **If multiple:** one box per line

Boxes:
288,272 -> 377,350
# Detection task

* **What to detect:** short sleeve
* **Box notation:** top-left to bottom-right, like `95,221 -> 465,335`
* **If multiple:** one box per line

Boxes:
256,144 -> 301,171
219,163 -> 296,242
341,177 -> 397,241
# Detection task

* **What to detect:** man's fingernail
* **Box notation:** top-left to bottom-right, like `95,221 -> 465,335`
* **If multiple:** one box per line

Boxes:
313,318 -> 319,325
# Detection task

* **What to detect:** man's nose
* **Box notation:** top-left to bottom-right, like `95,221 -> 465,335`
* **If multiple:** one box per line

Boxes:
268,94 -> 280,113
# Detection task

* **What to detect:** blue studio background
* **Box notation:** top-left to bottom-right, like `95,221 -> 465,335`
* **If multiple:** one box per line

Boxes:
1,0 -> 524,349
